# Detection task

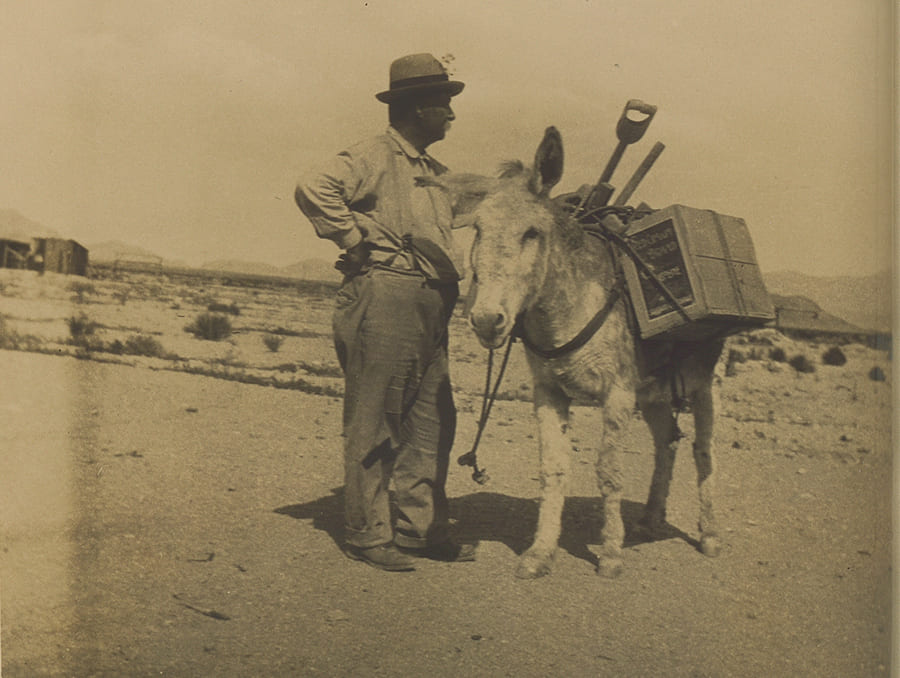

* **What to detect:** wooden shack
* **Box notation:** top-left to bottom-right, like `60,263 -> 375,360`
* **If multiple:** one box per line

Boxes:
0,238 -> 31,269
33,238 -> 89,276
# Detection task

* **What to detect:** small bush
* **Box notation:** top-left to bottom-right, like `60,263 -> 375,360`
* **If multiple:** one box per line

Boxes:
788,354 -> 816,374
185,313 -> 232,341
263,334 -> 285,352
69,280 -> 96,303
0,315 -> 42,351
869,366 -> 886,382
207,301 -> 241,316
821,346 -> 847,366
124,334 -> 166,357
769,347 -> 787,362
67,313 -> 98,339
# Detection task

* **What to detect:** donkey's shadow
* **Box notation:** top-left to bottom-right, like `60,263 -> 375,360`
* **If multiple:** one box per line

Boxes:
275,488 -> 697,568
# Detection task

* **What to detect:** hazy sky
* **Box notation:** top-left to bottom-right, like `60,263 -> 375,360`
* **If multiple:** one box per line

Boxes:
1,1 -> 894,276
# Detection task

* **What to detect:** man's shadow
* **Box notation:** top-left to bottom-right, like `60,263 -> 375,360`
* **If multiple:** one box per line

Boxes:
275,488 -> 697,568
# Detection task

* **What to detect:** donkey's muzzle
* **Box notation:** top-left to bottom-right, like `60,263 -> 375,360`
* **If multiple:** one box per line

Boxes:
469,309 -> 511,349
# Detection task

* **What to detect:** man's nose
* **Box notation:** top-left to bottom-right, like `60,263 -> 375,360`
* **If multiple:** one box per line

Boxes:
446,107 -> 455,121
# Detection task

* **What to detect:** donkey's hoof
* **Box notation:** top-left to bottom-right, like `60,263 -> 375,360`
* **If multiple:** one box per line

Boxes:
700,534 -> 721,558
596,557 -> 624,579
515,550 -> 553,579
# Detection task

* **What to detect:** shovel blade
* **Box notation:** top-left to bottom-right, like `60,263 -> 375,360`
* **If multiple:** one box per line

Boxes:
616,99 -> 657,144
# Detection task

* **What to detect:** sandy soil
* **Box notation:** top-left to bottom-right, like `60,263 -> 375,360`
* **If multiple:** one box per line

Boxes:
0,268 -> 893,677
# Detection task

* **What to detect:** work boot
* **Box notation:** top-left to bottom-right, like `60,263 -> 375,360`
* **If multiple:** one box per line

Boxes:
398,540 -> 477,562
343,543 -> 416,572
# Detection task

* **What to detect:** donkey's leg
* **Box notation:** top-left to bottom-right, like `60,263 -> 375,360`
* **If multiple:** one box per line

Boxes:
692,380 -> 720,557
517,381 -> 572,579
638,398 -> 680,533
595,420 -> 625,578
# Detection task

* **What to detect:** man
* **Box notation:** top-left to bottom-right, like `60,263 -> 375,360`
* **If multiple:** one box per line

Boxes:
295,53 -> 475,571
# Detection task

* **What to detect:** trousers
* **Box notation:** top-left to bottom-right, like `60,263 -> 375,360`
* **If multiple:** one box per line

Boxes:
333,267 -> 459,548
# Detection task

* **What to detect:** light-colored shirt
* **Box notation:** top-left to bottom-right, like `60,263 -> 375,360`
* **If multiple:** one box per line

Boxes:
295,127 -> 462,281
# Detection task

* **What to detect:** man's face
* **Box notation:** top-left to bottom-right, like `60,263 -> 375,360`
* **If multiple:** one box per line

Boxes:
416,92 -> 455,145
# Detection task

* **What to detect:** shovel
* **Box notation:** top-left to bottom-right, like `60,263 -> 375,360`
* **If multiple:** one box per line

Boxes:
580,99 -> 657,211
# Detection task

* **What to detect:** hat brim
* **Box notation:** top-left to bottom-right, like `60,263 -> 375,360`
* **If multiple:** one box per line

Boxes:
375,80 -> 464,103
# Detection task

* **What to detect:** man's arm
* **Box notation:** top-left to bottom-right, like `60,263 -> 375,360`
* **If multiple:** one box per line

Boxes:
295,151 -> 366,250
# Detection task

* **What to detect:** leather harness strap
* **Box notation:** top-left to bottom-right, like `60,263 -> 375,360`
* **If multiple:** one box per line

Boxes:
515,285 -> 622,360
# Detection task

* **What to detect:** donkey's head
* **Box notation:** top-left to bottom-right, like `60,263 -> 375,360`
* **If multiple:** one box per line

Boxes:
431,127 -> 565,348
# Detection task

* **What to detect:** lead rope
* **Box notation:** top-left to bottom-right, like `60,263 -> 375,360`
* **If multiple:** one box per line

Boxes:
457,335 -> 516,484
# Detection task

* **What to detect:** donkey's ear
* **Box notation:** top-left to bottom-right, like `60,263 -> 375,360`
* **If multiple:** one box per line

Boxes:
417,173 -> 496,217
528,126 -> 564,197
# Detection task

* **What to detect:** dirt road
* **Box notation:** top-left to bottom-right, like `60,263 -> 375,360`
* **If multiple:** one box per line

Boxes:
1,346 -> 891,677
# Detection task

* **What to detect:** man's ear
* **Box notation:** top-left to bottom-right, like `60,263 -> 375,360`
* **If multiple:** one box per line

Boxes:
528,126 -> 564,197
416,173 -> 496,217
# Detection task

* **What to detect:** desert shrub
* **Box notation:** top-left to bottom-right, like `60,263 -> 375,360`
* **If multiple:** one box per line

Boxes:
113,289 -> 130,305
263,334 -> 285,352
207,301 -> 241,316
788,354 -> 816,374
69,280 -> 96,303
124,334 -> 166,357
821,346 -> 847,366
0,315 -> 44,351
67,313 -> 99,339
868,366 -> 886,382
185,313 -> 232,341
768,347 -> 787,362
296,360 -> 344,378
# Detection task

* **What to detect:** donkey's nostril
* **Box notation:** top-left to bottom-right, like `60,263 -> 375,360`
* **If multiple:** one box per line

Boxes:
470,311 -> 508,333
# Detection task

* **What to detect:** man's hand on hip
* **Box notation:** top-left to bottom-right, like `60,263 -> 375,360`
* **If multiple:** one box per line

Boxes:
335,241 -> 371,276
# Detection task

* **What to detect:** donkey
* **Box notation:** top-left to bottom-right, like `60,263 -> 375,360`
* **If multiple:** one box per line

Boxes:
433,127 -> 724,578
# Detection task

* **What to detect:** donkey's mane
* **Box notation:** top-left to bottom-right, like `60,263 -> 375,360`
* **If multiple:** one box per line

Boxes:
497,160 -> 526,178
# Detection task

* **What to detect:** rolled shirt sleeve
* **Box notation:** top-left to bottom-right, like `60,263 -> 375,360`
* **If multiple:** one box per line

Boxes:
295,151 -> 365,250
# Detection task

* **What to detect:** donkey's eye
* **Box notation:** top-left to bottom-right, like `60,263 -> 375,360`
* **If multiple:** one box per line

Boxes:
522,227 -> 541,243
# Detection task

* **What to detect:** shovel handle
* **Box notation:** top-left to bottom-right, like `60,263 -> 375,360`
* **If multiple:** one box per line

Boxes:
613,141 -> 665,207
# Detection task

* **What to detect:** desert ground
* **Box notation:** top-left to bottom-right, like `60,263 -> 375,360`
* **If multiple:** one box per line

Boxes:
0,265 -> 893,677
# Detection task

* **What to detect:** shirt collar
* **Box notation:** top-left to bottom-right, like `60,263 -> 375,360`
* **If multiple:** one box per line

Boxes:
390,125 -> 434,157
386,126 -> 445,174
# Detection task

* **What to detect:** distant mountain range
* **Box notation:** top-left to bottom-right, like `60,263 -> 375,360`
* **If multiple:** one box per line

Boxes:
199,258 -> 340,281
0,208 -> 61,240
763,270 -> 892,333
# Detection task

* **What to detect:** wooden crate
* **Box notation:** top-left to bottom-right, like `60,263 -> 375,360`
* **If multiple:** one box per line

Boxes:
621,204 -> 775,341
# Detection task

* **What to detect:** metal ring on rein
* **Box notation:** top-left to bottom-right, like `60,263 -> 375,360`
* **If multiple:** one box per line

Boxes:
457,336 -> 516,484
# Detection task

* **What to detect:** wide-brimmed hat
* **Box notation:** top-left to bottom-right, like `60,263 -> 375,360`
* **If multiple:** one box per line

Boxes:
375,53 -> 465,103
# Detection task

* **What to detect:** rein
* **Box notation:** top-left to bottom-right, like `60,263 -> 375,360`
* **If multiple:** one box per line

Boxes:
456,335 -> 515,484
